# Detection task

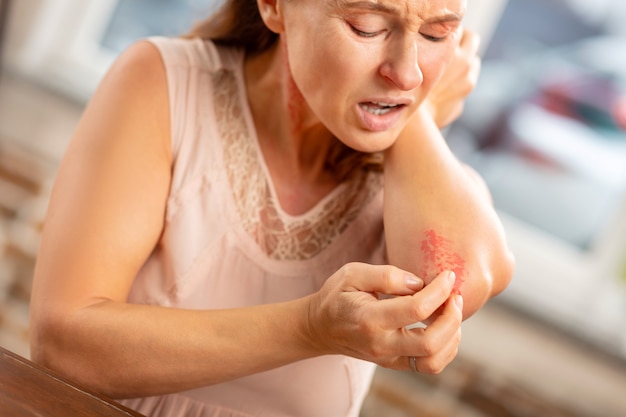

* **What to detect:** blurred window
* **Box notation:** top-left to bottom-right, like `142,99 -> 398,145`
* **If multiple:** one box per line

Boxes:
100,0 -> 218,54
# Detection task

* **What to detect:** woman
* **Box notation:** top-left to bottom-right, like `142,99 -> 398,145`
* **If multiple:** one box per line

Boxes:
29,0 -> 514,416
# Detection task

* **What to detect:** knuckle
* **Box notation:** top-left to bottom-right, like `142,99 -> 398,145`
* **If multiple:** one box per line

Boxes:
356,321 -> 379,349
381,265 -> 398,290
357,320 -> 375,338
341,262 -> 357,277
368,343 -> 387,360
364,334 -> 389,360
377,267 -> 390,289
338,262 -> 360,285
424,362 -> 445,375
420,337 -> 436,357
409,302 -> 429,321
421,357 -> 448,375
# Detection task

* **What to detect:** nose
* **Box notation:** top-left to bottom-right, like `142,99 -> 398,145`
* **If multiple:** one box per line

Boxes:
379,38 -> 423,91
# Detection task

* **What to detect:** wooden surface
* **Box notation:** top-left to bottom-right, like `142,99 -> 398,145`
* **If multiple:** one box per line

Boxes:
0,346 -> 145,417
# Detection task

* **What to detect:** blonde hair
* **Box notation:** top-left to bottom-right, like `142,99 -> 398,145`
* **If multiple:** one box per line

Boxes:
185,0 -> 277,54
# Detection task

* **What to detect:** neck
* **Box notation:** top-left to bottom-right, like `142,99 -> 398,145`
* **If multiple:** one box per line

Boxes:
244,42 -> 340,215
245,41 -> 335,176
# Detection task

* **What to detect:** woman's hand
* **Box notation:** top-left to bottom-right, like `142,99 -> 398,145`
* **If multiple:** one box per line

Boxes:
306,263 -> 463,374
426,27 -> 482,128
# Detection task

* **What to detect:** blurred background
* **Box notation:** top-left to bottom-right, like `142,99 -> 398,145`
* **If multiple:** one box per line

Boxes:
1,0 -> 626,416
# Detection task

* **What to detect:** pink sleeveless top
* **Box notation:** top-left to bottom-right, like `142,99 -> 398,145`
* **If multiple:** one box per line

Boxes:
120,37 -> 386,417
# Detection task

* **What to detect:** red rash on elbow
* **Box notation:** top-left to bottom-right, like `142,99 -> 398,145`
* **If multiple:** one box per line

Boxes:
419,230 -> 465,295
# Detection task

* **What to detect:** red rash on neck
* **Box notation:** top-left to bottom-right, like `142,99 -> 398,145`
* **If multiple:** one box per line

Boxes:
281,39 -> 306,136
419,230 -> 465,295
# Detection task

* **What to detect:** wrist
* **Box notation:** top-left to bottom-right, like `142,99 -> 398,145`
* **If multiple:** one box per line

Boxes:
293,294 -> 330,358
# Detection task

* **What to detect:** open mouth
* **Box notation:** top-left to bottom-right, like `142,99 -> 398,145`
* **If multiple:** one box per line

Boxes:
356,99 -> 410,132
359,102 -> 404,116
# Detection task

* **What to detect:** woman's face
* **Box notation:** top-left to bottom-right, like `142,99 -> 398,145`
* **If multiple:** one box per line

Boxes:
278,0 -> 466,152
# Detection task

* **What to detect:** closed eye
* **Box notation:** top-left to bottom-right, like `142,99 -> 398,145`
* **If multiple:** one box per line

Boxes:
421,33 -> 447,42
349,24 -> 383,38
419,21 -> 460,43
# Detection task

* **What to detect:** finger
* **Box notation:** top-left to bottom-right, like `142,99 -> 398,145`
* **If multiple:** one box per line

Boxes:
459,27 -> 481,56
391,331 -> 461,373
364,270 -> 455,329
411,323 -> 462,374
389,295 -> 462,372
341,263 -> 424,296
469,55 -> 482,84
398,293 -> 463,356
419,294 -> 463,348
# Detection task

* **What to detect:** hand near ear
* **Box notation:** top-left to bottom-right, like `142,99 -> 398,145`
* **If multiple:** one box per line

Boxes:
426,28 -> 482,128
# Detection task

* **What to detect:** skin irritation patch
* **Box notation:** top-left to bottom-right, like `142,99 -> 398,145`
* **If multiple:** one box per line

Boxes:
419,230 -> 465,295
281,40 -> 306,136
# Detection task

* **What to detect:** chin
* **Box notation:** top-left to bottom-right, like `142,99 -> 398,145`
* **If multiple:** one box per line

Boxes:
338,127 -> 402,154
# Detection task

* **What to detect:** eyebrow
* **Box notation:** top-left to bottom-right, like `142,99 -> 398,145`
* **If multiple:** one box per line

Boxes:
339,1 -> 398,13
337,0 -> 401,15
337,1 -> 464,24
423,12 -> 464,24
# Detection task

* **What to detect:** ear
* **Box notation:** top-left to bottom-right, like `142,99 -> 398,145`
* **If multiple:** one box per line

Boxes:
257,0 -> 285,33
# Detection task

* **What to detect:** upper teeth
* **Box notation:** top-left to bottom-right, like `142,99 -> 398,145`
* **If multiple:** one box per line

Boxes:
362,102 -> 399,115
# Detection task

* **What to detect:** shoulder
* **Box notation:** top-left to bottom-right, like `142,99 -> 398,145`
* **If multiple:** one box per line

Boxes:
102,39 -> 168,95
144,36 -> 232,73
91,39 -> 167,101
74,39 -> 171,164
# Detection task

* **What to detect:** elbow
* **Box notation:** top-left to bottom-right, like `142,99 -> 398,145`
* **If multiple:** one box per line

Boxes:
490,246 -> 516,298
28,311 -> 54,369
29,311 -> 102,395
30,311 -> 64,371
29,307 -> 132,399
461,246 -> 515,319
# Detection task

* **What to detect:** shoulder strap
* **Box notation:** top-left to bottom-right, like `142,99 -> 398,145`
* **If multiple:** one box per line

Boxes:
146,36 -> 223,71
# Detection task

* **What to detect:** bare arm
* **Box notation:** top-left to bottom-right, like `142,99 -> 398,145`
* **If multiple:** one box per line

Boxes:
29,41 -> 317,398
384,29 -> 514,318
384,106 -> 514,319
30,41 -> 464,399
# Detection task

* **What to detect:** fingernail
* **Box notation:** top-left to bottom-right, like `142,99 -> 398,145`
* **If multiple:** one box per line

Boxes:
455,294 -> 464,310
405,273 -> 424,290
448,271 -> 456,285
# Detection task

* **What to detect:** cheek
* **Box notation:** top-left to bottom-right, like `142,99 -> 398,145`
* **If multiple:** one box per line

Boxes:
418,43 -> 457,90
293,39 -> 359,94
287,37 -> 367,122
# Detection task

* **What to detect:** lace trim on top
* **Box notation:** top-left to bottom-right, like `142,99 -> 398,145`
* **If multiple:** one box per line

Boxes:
212,69 -> 382,261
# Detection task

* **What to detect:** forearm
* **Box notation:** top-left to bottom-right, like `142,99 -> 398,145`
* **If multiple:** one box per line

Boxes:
383,108 -> 514,318
31,297 -> 315,399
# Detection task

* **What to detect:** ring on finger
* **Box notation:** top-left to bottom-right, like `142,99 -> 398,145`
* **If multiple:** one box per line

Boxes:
409,356 -> 418,373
